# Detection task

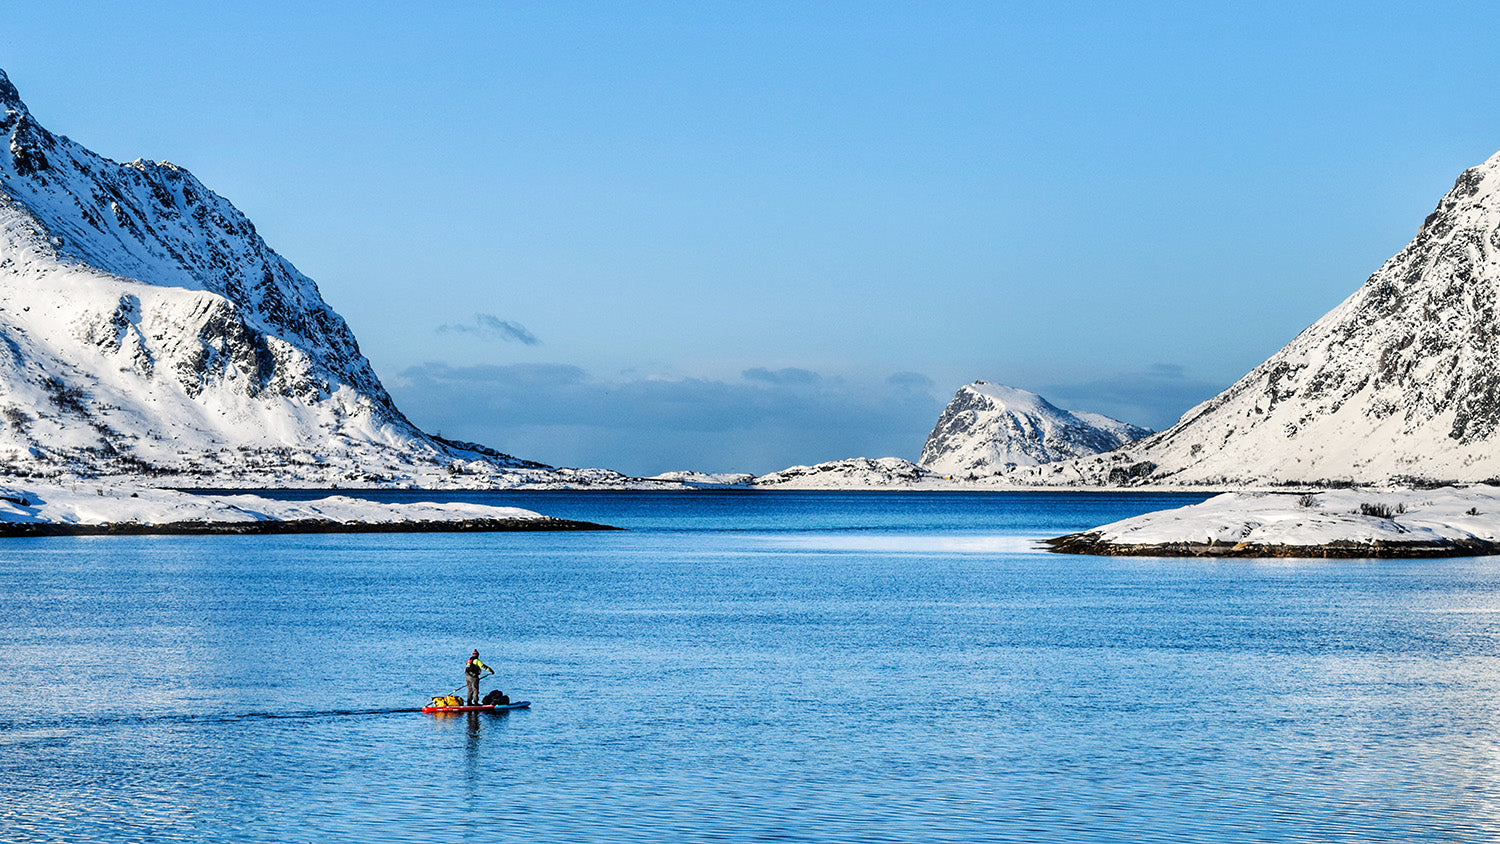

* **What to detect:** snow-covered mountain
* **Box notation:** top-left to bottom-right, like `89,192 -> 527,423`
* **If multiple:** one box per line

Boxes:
753,457 -> 936,489
1008,150 -> 1500,488
0,68 -> 631,487
918,381 -> 1150,478
647,470 -> 757,487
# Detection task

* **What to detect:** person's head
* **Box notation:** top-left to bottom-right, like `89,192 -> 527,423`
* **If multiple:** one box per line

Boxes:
471,649 -> 479,657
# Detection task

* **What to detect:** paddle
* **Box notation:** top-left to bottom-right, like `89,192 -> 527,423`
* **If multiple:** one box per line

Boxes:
450,669 -> 496,695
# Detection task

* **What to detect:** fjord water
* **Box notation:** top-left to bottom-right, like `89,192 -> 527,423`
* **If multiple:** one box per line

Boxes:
5,491 -> 1500,842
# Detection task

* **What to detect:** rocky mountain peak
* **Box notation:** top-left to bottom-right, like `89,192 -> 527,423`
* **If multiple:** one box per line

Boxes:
1,72 -> 54,179
0,70 -> 24,114
919,381 -> 1149,478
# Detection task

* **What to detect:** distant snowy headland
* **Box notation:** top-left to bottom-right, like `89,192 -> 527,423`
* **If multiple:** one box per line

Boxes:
0,483 -> 616,536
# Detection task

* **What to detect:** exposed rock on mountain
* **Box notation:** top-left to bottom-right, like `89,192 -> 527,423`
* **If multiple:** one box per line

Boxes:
0,68 -> 624,487
1009,151 -> 1500,487
919,381 -> 1149,478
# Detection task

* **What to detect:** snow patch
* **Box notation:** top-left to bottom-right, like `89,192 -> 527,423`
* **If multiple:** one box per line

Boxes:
647,471 -> 756,487
753,457 -> 939,489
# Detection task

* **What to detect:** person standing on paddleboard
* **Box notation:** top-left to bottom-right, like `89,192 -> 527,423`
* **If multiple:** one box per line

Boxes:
465,649 -> 494,705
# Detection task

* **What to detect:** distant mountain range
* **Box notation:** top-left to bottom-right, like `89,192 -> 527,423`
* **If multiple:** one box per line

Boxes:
676,383 -> 1147,489
0,68 -> 629,488
6,64 -> 1495,490
737,145 -> 1500,491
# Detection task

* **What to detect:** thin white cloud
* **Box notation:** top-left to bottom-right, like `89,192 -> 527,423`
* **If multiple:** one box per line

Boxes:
436,313 -> 541,345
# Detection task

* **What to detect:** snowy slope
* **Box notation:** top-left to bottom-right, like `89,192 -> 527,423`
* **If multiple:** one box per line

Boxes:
1008,151 -> 1500,488
753,457 -> 937,489
919,381 -> 1150,478
0,68 -> 638,488
0,482 -> 555,529
647,471 -> 756,487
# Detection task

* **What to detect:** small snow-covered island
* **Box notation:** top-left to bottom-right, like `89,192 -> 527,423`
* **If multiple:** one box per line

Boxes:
1047,488 -> 1500,558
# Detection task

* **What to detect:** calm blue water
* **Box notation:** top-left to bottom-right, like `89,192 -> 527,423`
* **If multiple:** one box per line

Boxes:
5,490 -> 1500,842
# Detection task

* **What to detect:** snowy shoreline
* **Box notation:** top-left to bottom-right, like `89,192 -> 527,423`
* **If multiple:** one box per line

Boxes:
0,517 -> 616,537
0,484 -> 617,535
1047,487 -> 1500,558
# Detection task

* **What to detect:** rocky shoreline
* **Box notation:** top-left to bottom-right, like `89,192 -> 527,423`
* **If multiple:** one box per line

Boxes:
1044,532 -> 1500,559
0,516 -> 618,537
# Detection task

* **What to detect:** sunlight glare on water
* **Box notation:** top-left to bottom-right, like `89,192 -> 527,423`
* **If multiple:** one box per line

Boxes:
758,533 -> 1045,554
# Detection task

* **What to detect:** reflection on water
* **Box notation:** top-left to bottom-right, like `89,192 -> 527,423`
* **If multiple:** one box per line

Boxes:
465,711 -> 482,786
3,491 -> 1500,842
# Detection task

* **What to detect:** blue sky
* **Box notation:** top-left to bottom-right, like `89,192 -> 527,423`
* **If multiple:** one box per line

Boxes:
7,2 -> 1500,475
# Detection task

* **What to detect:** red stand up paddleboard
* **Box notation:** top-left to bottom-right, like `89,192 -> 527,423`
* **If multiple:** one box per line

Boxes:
421,701 -> 531,714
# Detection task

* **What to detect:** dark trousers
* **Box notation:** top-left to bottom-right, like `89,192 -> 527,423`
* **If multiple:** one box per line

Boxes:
466,673 -> 481,705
